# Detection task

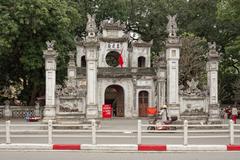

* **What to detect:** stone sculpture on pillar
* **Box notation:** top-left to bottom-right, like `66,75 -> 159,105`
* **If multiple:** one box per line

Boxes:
84,14 -> 99,118
165,14 -> 182,118
86,14 -> 98,42
43,40 -> 58,122
166,15 -> 178,38
206,42 -> 221,124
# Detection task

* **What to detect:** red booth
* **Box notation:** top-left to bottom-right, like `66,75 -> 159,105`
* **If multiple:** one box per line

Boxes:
102,104 -> 112,118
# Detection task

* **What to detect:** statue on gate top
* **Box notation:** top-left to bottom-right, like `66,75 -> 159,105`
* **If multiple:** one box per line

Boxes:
208,42 -> 217,51
86,13 -> 97,38
180,79 -> 208,97
46,40 -> 56,50
166,14 -> 178,37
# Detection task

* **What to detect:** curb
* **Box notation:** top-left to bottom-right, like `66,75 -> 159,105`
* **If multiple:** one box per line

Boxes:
227,145 -> 240,151
0,144 -> 240,151
81,144 -> 137,150
167,145 -> 227,151
53,144 -> 81,150
138,144 -> 166,151
0,144 -> 51,150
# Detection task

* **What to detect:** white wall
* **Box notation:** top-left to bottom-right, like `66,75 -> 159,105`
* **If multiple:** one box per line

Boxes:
131,47 -> 151,67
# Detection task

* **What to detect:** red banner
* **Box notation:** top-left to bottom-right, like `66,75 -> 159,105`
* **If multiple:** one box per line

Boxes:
102,104 -> 112,118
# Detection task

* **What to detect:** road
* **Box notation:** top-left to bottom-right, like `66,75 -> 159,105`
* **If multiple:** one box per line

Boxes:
1,150 -> 240,160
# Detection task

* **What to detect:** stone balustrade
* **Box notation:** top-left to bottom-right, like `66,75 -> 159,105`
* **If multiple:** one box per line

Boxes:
0,105 -> 43,119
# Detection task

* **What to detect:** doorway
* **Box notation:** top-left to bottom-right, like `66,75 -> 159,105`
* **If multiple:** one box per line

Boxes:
138,91 -> 149,117
105,85 -> 124,117
81,56 -> 86,67
138,56 -> 146,67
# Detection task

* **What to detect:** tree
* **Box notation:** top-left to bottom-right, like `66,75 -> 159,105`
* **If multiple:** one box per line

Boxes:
216,0 -> 240,103
179,34 -> 208,88
1,0 -> 239,104
0,0 -> 82,105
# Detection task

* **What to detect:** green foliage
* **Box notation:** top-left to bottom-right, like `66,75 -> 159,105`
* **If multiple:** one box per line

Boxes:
216,0 -> 240,103
0,0 -> 239,104
224,36 -> 240,74
0,0 -> 81,104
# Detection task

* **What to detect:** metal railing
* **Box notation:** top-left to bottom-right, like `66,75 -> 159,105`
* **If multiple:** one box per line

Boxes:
0,120 -> 239,145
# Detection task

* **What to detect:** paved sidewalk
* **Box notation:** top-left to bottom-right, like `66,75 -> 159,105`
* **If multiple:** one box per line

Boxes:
0,118 -> 150,130
0,118 -> 239,131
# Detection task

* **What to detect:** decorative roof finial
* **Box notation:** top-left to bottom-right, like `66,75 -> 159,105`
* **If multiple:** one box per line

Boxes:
166,14 -> 178,37
86,13 -> 97,35
207,42 -> 220,60
46,40 -> 56,50
208,42 -> 216,51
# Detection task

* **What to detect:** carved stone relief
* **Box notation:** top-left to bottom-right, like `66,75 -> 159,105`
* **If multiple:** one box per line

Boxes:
180,79 -> 208,97
56,79 -> 86,113
59,102 -> 79,112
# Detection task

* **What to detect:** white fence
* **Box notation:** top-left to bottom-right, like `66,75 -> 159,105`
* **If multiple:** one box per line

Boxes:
0,120 -> 240,145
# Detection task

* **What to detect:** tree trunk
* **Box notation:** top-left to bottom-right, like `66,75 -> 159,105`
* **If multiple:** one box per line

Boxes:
29,83 -> 38,106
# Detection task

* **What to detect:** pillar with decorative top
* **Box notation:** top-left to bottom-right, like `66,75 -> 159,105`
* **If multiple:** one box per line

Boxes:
207,42 -> 221,124
84,14 -> 99,119
165,15 -> 182,118
43,40 -> 58,122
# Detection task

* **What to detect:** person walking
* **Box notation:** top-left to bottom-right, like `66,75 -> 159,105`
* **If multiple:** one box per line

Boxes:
223,109 -> 228,124
231,106 -> 238,124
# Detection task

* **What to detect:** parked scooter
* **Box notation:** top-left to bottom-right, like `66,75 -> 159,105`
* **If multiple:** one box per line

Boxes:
147,115 -> 178,130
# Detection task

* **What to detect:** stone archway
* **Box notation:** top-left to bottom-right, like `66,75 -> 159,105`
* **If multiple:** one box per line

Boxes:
105,85 -> 124,117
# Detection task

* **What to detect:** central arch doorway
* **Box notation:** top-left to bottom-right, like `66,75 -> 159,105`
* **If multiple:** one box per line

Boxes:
105,85 -> 124,117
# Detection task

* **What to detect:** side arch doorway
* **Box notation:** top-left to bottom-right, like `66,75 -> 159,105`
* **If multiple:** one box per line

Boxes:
105,85 -> 124,117
139,91 -> 149,117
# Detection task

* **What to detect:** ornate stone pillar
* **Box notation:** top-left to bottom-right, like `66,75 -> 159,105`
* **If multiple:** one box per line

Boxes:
67,51 -> 77,80
84,14 -> 99,119
67,51 -> 77,88
132,76 -> 137,117
206,42 -> 221,124
43,40 -> 58,122
156,54 -> 167,112
4,100 -> 12,120
165,15 -> 182,118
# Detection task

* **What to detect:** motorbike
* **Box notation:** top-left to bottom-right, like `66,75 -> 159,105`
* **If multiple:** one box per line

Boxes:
147,115 -> 178,130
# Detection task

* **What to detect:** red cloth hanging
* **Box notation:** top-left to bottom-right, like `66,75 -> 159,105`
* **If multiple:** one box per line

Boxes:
118,49 -> 124,68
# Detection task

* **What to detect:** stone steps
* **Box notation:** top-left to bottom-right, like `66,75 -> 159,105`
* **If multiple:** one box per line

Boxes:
180,114 -> 208,124
55,113 -> 85,126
